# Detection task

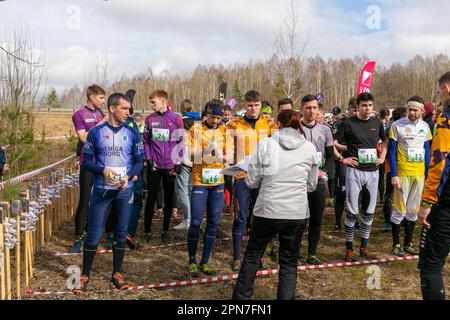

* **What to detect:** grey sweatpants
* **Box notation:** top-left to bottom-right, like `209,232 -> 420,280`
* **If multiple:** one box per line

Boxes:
344,167 -> 379,243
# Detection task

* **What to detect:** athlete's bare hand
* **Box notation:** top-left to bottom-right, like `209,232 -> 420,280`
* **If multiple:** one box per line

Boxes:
418,206 -> 431,229
119,175 -> 129,191
343,157 -> 358,167
391,176 -> 402,190
103,168 -> 118,184
376,155 -> 386,166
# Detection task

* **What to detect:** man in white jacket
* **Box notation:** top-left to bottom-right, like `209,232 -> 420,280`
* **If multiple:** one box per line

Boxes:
233,109 -> 319,300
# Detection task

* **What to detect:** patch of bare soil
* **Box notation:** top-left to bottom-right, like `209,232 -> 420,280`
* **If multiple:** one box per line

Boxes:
22,202 -> 449,300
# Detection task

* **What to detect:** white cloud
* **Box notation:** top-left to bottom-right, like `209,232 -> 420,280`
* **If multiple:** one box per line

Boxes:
0,0 -> 450,94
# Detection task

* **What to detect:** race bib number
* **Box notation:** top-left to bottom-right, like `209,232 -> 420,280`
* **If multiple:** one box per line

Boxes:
152,128 -> 170,142
358,149 -> 377,164
201,169 -> 223,185
106,166 -> 127,189
316,152 -> 323,168
407,148 -> 425,163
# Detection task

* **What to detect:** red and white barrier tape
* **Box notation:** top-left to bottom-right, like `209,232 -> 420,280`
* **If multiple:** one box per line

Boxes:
0,154 -> 77,190
24,255 -> 419,296
54,237 -> 237,257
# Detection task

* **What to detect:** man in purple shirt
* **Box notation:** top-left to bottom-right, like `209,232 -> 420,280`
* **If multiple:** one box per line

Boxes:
71,85 -> 107,253
143,90 -> 184,244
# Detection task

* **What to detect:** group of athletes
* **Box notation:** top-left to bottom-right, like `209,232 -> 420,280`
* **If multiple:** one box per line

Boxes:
69,71 -> 450,300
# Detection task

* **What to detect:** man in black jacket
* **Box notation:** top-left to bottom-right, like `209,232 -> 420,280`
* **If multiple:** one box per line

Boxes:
0,146 -> 9,177
174,99 -> 201,231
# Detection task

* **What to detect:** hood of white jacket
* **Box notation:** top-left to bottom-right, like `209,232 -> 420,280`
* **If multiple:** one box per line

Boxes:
272,127 -> 307,150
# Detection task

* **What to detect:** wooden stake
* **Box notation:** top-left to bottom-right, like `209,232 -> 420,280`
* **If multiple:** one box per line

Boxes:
24,231 -> 29,288
0,223 -> 5,300
4,218 -> 11,300
15,216 -> 20,299
40,212 -> 44,248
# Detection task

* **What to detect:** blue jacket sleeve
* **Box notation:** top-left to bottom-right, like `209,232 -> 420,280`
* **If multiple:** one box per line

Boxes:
127,130 -> 144,177
81,129 -> 104,175
82,153 -> 104,175
0,148 -> 5,175
424,140 -> 431,176
388,139 -> 398,177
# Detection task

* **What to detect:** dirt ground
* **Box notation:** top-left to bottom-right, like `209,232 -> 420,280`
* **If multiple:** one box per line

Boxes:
34,112 -> 76,138
21,200 -> 450,300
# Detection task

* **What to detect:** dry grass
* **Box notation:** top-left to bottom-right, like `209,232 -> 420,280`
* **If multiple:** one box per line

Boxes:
22,201 -> 450,300
34,113 -> 75,138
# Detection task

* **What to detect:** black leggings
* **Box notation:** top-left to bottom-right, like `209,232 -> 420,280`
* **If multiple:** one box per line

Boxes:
144,168 -> 176,233
383,173 -> 394,224
74,167 -> 93,237
307,181 -> 327,255
232,216 -> 308,300
378,165 -> 385,203
418,203 -> 450,300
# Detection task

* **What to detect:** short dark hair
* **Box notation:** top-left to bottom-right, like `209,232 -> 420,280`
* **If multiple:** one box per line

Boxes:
379,108 -> 390,119
438,72 -> 450,86
348,97 -> 358,109
179,99 -> 193,114
204,98 -> 223,111
223,104 -> 232,112
300,94 -> 318,106
244,90 -> 261,102
278,98 -> 293,108
407,95 -> 425,105
392,106 -> 407,121
357,92 -> 375,105
86,85 -> 105,101
107,93 -> 130,112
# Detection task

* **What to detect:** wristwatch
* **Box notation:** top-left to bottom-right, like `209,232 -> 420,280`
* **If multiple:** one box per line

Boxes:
421,200 -> 433,208
338,155 -> 344,162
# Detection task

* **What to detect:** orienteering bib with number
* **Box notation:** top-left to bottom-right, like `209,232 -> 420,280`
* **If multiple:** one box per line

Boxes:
201,169 -> 223,185
152,128 -> 170,142
106,166 -> 127,189
316,152 -> 323,168
358,148 -> 377,164
407,148 -> 425,163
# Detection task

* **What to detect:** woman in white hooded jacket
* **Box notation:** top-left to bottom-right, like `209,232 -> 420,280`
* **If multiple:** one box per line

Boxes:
232,109 -> 319,300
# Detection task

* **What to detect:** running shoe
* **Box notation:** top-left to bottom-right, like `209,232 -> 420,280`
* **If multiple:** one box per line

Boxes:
403,243 -> 419,255
161,231 -> 170,244
382,222 -> 392,232
392,244 -> 405,257
173,219 -> 190,231
333,224 -> 341,233
144,233 -> 152,244
298,255 -> 307,265
105,232 -> 114,250
111,272 -> 130,291
71,237 -> 83,254
126,234 -> 138,250
306,255 -> 323,265
359,247 -> 377,260
199,262 -> 216,275
231,260 -> 241,272
345,249 -> 357,262
187,263 -> 199,279
72,275 -> 90,295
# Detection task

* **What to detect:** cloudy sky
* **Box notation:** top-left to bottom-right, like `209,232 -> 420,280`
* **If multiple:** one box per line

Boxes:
1,0 -> 450,94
